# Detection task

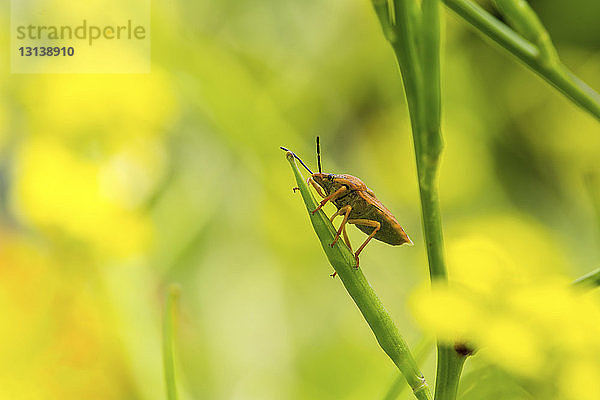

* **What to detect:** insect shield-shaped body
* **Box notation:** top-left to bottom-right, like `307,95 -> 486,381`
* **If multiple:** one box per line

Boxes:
282,138 -> 411,271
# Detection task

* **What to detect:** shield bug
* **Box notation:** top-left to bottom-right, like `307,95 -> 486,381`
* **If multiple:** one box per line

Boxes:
281,137 -> 412,271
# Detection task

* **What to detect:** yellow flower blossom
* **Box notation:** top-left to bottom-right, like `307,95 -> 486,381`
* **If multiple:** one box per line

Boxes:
0,236 -> 127,399
410,283 -> 482,341
559,359 -> 600,400
475,316 -> 543,377
12,137 -> 152,257
19,71 -> 175,150
411,214 -> 600,388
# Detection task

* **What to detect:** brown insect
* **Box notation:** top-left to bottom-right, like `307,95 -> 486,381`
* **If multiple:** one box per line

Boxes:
282,138 -> 411,272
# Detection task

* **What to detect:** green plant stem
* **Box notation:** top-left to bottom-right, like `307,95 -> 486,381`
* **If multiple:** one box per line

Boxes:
493,0 -> 558,64
372,1 -> 469,399
418,171 -> 465,400
285,152 -> 432,400
434,346 -> 467,400
397,3 -> 467,400
387,1 -> 426,144
443,0 -> 600,121
417,169 -> 447,281
421,0 -> 443,159
163,284 -> 180,400
383,337 -> 434,400
417,155 -> 467,400
572,267 -> 600,288
417,162 -> 469,400
377,1 -> 447,283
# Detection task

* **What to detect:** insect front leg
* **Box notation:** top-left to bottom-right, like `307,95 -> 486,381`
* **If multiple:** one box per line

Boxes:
348,219 -> 381,268
307,177 -> 327,198
311,186 -> 346,215
329,205 -> 352,247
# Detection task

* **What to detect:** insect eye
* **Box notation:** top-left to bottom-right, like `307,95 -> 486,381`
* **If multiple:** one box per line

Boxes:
327,174 -> 334,180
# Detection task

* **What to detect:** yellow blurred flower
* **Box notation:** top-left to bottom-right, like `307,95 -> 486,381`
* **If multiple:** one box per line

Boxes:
410,214 -> 600,384
560,358 -> 600,400
410,283 -> 482,341
11,137 -> 152,257
447,235 -> 519,296
19,71 -> 175,151
475,316 -> 543,377
0,235 -> 127,399
10,68 -> 176,258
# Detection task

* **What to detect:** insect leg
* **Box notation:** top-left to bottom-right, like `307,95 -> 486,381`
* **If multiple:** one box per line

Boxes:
342,225 -> 353,252
307,177 -> 327,198
311,186 -> 346,215
330,225 -> 354,279
347,219 -> 381,268
330,213 -> 353,279
329,205 -> 352,247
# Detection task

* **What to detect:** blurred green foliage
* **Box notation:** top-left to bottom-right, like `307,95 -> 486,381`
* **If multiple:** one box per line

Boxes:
0,1 -> 599,399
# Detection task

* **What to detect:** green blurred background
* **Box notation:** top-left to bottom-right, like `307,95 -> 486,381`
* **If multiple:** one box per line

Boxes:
1,0 -> 600,399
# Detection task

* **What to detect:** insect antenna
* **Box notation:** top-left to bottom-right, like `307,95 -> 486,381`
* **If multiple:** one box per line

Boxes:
316,136 -> 322,173
280,146 -> 313,174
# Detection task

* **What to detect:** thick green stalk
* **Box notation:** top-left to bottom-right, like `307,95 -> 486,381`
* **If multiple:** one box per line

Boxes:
382,0 -> 449,284
389,0 -> 426,149
416,160 -> 465,400
421,0 -> 443,160
443,0 -> 600,121
416,159 -> 446,282
284,152 -> 432,400
163,285 -> 180,400
371,2 -> 467,399
434,346 -> 467,400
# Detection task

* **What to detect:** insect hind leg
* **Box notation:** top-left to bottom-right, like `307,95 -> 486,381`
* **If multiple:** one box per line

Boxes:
348,219 -> 381,268
329,211 -> 353,279
342,225 -> 352,253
